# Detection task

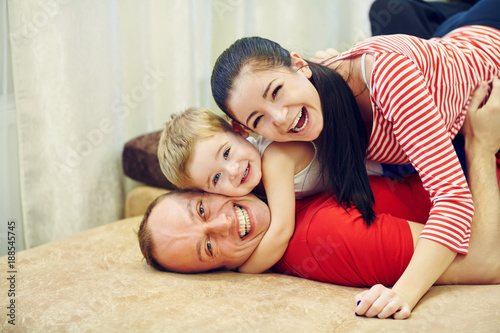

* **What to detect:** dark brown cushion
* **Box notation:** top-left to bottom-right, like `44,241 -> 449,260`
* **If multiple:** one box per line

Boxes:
122,130 -> 176,190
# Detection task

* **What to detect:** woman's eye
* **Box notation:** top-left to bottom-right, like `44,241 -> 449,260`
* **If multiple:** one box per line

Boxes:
253,115 -> 263,128
272,85 -> 281,99
207,240 -> 213,256
223,148 -> 230,159
199,202 -> 205,218
213,173 -> 220,186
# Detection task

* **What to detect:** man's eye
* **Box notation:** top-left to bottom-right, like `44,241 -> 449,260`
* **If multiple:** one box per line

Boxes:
223,148 -> 230,159
207,240 -> 213,256
213,173 -> 220,186
199,202 -> 205,217
272,85 -> 281,99
253,115 -> 263,128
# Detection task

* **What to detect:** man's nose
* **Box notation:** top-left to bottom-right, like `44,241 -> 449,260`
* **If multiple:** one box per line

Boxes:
206,214 -> 231,237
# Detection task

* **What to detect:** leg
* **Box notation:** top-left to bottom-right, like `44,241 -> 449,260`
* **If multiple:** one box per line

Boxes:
369,0 -> 473,38
434,0 -> 500,37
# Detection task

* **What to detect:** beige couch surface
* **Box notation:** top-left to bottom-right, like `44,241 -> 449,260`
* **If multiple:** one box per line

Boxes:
2,187 -> 500,332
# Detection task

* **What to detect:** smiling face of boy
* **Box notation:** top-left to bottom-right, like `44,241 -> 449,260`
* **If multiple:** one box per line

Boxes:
186,130 -> 262,197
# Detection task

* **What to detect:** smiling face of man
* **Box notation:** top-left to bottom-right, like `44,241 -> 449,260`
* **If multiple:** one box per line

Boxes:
148,191 -> 271,273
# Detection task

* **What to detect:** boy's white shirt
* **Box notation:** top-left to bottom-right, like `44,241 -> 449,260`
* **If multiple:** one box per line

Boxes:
247,136 -> 383,199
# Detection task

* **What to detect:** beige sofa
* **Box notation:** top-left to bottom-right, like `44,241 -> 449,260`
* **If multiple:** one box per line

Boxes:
1,185 -> 499,332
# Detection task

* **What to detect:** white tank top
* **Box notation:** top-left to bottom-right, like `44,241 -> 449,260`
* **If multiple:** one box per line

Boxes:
248,136 -> 382,199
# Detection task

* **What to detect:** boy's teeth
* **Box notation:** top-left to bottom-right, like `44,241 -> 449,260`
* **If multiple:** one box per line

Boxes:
235,205 -> 250,238
242,167 -> 249,182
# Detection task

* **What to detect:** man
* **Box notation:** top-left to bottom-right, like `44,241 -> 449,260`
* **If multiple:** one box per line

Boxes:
139,173 -> 432,280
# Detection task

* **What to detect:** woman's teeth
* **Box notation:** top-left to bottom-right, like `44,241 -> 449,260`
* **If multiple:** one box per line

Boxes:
235,205 -> 250,238
290,108 -> 308,132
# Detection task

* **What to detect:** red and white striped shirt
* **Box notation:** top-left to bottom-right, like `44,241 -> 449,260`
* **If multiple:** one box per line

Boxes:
330,26 -> 500,254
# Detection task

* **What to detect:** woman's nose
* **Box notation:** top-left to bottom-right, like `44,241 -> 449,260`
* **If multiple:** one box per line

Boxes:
206,214 -> 231,237
270,105 -> 287,127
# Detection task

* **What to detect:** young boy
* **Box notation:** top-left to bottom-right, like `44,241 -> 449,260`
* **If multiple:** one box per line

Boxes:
158,107 -> 382,273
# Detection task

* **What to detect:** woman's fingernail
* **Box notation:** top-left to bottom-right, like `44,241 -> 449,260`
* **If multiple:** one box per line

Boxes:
357,300 -> 361,306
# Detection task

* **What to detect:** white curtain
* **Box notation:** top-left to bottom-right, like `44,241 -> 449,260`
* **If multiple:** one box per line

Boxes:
3,0 -> 373,252
2,0 -> 25,254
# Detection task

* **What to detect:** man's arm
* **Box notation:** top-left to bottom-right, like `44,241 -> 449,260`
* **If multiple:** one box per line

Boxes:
433,77 -> 500,284
462,78 -> 500,236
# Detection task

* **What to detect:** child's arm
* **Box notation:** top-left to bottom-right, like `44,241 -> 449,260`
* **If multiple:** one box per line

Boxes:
238,141 -> 315,273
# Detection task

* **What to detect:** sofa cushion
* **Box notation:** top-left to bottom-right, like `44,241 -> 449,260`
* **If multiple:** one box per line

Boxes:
122,130 -> 176,190
125,185 -> 169,217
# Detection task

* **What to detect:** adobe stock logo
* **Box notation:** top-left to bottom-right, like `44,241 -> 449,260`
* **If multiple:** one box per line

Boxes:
369,0 -> 404,36
10,0 -> 72,43
51,64 -> 168,179
213,0 -> 244,20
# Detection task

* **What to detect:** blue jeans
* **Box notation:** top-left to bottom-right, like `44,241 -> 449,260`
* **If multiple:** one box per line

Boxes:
434,0 -> 500,37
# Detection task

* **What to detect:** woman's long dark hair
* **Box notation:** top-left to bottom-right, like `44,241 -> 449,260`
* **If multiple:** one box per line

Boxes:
211,37 -> 375,226
307,61 -> 375,225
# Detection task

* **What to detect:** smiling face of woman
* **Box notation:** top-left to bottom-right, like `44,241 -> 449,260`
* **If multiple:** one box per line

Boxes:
226,56 -> 324,143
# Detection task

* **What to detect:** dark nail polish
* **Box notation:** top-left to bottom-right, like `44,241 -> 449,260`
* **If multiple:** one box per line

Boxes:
357,300 -> 361,306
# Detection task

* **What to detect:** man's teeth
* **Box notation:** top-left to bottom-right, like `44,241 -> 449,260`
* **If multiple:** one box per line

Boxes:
235,205 -> 250,238
291,108 -> 308,132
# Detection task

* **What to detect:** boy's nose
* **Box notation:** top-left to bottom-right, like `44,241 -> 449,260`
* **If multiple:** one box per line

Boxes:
226,162 -> 239,180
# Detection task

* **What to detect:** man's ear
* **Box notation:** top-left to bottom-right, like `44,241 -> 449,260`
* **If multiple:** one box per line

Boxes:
290,52 -> 312,79
232,120 -> 249,138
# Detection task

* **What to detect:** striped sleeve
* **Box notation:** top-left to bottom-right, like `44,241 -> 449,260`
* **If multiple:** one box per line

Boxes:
372,53 -> 473,254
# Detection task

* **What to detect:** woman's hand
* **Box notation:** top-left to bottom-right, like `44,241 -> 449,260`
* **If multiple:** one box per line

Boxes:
309,48 -> 339,64
354,285 -> 412,319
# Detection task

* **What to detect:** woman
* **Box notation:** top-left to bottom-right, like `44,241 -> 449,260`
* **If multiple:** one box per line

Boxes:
210,1 -> 500,319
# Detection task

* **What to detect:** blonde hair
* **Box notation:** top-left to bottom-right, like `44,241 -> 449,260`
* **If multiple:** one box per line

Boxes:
157,107 -> 234,189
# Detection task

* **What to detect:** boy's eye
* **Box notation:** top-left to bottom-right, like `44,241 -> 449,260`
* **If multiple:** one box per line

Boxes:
213,173 -> 221,186
207,240 -> 213,256
223,148 -> 230,159
253,115 -> 263,129
272,85 -> 281,99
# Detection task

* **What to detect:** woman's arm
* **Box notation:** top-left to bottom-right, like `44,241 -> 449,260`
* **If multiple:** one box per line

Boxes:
354,56 -> 467,319
237,141 -> 315,273
355,79 -> 500,319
